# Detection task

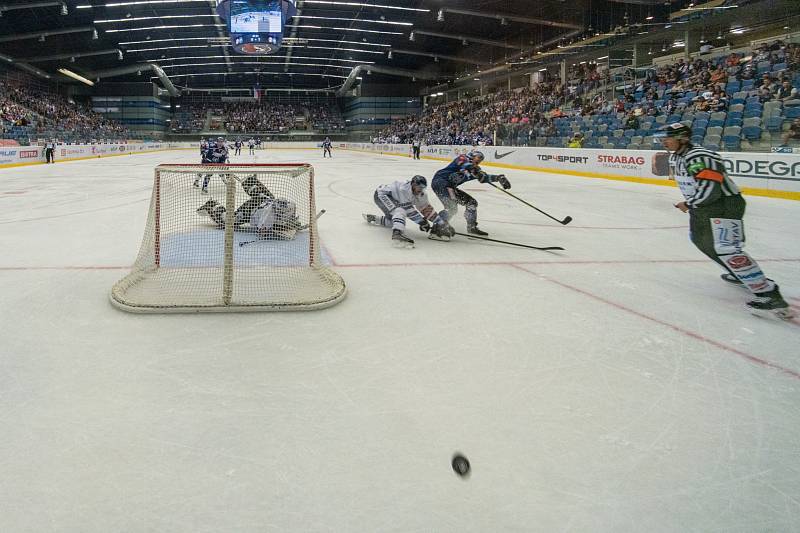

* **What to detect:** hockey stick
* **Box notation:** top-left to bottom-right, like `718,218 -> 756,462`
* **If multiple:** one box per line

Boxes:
453,231 -> 564,251
239,209 -> 326,247
487,182 -> 572,225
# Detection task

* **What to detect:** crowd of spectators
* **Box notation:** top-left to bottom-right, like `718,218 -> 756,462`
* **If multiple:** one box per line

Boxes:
374,38 -> 799,150
372,78 -> 600,146
171,107 -> 206,133
1,74 -> 128,143
222,102 -> 299,133
307,103 -> 345,133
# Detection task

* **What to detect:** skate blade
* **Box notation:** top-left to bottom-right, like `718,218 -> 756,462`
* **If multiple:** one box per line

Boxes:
748,305 -> 797,320
392,240 -> 415,249
428,234 -> 451,242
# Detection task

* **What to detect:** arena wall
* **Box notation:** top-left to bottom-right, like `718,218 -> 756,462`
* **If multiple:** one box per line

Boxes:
339,143 -> 800,200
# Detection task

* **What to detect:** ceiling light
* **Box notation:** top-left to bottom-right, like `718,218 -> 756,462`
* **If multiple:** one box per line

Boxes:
437,9 -> 444,22
70,56 -> 75,62
39,35 -> 45,42
61,2 -> 68,15
118,50 -> 123,60
462,38 -> 468,46
58,68 -> 94,86
387,50 -> 392,59
500,17 -> 508,26
92,28 -> 98,39
94,14 -> 218,23
645,14 -> 653,21
409,31 -> 415,41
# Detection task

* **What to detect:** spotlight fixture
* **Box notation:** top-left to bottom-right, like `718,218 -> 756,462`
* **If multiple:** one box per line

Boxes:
70,56 -> 75,62
645,13 -> 653,21
92,28 -> 98,39
409,31 -> 414,41
500,17 -> 508,26
117,49 -> 123,60
61,2 -> 68,15
434,56 -> 439,62
39,35 -> 46,42
462,38 -> 468,46
387,50 -> 392,59
437,9 -> 444,22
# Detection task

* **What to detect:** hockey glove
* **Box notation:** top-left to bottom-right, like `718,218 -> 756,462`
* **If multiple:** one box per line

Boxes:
497,175 -> 511,189
431,222 -> 456,238
419,219 -> 432,232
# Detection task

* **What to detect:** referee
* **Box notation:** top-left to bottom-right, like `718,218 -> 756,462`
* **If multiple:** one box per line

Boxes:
659,122 -> 793,319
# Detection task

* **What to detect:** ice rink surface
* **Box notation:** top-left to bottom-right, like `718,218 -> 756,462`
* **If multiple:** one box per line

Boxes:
1,147 -> 799,532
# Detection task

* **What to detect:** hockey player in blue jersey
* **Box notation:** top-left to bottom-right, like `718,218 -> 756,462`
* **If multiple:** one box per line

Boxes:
194,137 -> 229,193
431,150 -> 510,236
322,137 -> 332,158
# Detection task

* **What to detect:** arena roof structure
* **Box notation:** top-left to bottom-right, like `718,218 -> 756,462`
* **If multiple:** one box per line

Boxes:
0,0 -> 797,94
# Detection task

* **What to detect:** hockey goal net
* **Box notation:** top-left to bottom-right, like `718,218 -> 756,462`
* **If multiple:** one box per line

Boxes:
110,163 -> 346,312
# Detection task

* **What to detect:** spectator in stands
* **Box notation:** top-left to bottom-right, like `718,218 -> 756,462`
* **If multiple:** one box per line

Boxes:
567,132 -> 584,148
776,80 -> 798,101
781,118 -> 800,147
725,53 -> 741,68
624,112 -> 640,130
693,96 -> 710,112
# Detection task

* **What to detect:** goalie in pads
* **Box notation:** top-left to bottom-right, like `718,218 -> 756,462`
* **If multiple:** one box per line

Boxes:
196,175 -> 302,240
363,175 -> 455,248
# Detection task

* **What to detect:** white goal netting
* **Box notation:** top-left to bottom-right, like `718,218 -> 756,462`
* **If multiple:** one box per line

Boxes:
110,163 -> 346,312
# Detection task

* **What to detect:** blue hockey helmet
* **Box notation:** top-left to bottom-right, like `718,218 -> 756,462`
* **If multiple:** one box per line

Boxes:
467,150 -> 485,163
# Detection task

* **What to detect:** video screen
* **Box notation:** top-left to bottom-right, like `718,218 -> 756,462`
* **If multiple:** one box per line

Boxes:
229,0 -> 282,34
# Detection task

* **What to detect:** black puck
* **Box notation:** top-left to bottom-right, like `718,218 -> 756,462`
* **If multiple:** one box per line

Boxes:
451,454 -> 470,477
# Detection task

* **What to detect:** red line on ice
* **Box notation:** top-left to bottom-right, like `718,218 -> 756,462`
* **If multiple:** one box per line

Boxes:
509,263 -> 800,381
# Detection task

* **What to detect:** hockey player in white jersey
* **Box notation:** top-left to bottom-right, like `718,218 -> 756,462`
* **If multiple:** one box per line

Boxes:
248,137 -> 256,155
659,122 -> 793,319
363,175 -> 455,248
196,175 -> 302,240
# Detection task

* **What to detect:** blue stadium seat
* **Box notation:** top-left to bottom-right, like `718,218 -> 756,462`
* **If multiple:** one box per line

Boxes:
723,137 -> 741,150
766,116 -> 785,131
742,126 -> 762,140
785,107 -> 800,119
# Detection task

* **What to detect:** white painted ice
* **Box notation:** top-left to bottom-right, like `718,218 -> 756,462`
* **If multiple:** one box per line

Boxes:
1,147 -> 799,532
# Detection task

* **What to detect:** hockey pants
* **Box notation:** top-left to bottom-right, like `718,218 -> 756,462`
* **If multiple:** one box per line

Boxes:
432,184 -> 478,226
209,176 -> 273,229
689,194 -> 775,294
373,190 -> 416,231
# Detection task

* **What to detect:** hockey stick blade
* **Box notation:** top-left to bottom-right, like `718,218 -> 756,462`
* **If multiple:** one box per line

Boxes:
488,182 -> 572,225
239,209 -> 326,247
453,231 -> 563,251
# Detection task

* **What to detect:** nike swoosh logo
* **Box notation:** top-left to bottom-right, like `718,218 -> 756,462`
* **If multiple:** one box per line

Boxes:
495,150 -> 516,159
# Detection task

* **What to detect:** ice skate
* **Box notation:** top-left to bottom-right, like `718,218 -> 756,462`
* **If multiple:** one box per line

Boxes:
467,224 -> 488,236
363,213 -> 379,225
746,286 -> 795,320
392,229 -> 414,249
722,273 -> 774,289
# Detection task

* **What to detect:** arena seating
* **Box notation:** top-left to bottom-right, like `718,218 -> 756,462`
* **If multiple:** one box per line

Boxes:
375,39 -> 800,152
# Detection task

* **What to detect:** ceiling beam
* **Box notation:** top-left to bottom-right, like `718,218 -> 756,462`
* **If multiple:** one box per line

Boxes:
23,49 -> 122,62
438,8 -> 582,30
390,48 -> 492,66
411,30 -> 522,50
0,26 -> 96,43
